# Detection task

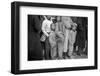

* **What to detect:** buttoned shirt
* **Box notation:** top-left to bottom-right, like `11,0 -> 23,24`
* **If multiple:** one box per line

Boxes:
42,19 -> 53,37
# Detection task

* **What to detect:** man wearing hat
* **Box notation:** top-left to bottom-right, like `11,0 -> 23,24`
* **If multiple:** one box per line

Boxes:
68,23 -> 77,58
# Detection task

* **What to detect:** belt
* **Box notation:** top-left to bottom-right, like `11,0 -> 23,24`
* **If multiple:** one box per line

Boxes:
66,28 -> 72,30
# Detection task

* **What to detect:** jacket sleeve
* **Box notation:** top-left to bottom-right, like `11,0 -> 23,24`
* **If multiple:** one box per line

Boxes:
33,16 -> 41,32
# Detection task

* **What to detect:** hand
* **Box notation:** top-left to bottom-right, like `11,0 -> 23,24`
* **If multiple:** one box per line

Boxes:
46,34 -> 49,37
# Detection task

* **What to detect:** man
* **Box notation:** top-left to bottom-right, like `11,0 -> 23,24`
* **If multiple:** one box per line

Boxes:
41,16 -> 53,60
61,16 -> 73,58
74,17 -> 87,56
55,16 -> 65,59
28,15 -> 43,60
68,23 -> 77,58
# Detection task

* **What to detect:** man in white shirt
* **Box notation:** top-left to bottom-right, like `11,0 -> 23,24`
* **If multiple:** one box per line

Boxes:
42,17 -> 52,37
41,16 -> 53,60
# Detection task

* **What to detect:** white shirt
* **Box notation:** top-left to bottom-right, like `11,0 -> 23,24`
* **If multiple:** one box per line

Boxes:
42,19 -> 53,37
61,17 -> 72,28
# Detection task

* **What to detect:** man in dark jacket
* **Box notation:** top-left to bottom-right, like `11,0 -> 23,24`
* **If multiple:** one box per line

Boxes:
73,17 -> 87,56
28,15 -> 43,61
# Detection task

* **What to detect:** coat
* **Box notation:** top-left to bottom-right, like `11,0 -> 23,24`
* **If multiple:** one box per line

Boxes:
28,15 -> 43,60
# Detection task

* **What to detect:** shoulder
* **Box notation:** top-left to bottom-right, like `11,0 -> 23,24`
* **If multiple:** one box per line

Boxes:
42,19 -> 47,24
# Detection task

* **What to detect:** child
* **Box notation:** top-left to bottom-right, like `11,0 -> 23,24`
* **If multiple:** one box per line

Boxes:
49,23 -> 57,59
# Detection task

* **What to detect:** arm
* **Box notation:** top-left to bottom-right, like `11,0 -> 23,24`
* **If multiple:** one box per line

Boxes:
73,31 -> 77,44
55,23 -> 58,32
33,16 -> 41,32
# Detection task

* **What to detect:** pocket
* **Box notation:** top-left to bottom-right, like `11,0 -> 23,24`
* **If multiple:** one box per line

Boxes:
40,34 -> 46,41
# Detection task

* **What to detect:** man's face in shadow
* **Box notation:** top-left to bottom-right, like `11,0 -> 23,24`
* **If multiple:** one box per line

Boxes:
46,16 -> 51,20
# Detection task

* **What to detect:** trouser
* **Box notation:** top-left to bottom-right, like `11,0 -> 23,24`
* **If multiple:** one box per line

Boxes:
63,29 -> 70,52
68,30 -> 77,56
68,43 -> 74,56
49,34 -> 57,59
51,45 -> 57,59
57,41 -> 64,59
44,37 -> 51,60
41,42 -> 45,59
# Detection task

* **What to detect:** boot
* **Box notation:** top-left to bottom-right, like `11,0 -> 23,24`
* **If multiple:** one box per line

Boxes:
66,52 -> 71,59
63,52 -> 66,59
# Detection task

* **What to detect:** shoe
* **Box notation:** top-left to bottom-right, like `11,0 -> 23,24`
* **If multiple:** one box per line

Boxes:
63,52 -> 66,59
66,54 -> 71,59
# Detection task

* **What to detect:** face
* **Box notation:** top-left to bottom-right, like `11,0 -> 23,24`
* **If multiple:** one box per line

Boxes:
46,16 -> 52,20
51,23 -> 56,31
72,26 -> 77,30
57,16 -> 61,21
72,23 -> 77,30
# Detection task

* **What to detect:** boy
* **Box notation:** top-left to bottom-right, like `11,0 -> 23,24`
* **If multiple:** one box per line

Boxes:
49,23 -> 57,59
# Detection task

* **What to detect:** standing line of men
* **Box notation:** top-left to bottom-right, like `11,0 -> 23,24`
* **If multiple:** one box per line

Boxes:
40,15 -> 77,60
